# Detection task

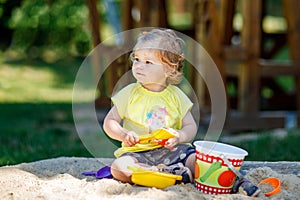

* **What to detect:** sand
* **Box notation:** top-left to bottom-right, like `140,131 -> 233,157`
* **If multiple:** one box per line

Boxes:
0,157 -> 299,200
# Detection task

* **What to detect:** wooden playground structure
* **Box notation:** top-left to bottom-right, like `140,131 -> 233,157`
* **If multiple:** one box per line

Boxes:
86,0 -> 300,131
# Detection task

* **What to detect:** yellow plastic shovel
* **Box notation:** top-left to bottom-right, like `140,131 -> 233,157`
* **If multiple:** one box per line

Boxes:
128,166 -> 182,189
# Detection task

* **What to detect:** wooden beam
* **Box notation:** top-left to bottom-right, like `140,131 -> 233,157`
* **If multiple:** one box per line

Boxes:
224,113 -> 285,131
259,60 -> 300,77
226,60 -> 299,77
223,46 -> 247,61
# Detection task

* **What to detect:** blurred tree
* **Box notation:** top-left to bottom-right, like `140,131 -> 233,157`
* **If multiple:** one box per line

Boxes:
0,0 -> 21,50
8,0 -> 91,60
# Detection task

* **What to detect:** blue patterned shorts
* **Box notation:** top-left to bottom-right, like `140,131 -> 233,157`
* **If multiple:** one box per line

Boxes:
121,144 -> 195,166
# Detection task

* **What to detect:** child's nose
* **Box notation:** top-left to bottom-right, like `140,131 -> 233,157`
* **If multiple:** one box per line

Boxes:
133,61 -> 144,69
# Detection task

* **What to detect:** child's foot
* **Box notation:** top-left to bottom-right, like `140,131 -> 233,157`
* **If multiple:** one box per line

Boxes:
157,163 -> 193,184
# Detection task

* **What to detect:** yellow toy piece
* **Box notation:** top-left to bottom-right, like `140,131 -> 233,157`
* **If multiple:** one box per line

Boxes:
114,128 -> 177,158
139,127 -> 177,144
128,166 -> 182,189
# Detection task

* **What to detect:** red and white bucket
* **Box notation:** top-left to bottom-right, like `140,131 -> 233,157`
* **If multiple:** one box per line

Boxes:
193,141 -> 248,195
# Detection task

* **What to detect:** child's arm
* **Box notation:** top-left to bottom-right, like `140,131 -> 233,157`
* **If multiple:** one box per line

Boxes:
178,111 -> 197,143
103,106 -> 139,146
164,111 -> 197,149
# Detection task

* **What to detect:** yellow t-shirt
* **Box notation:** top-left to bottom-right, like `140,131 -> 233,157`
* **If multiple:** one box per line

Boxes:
111,83 -> 193,157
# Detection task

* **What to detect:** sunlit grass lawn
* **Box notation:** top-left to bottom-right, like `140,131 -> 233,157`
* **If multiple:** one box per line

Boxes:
0,58 -> 95,166
0,58 -> 82,103
0,57 -> 299,166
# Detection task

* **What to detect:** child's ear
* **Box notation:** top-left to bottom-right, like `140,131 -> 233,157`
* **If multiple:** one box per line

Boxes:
164,66 -> 176,79
164,66 -> 171,77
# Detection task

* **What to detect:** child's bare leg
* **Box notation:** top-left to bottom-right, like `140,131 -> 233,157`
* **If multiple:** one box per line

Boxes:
110,156 -> 137,183
110,156 -> 155,183
184,153 -> 196,176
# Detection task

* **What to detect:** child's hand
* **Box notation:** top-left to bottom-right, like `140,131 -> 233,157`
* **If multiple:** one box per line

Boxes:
123,131 -> 139,147
164,137 -> 179,150
164,131 -> 181,150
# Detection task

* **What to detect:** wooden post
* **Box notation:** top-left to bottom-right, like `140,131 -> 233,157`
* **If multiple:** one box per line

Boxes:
121,0 -> 134,31
219,0 -> 235,45
282,0 -> 300,126
85,0 -> 101,47
238,0 -> 262,115
137,0 -> 151,27
157,0 -> 168,27
85,0 -> 110,106
195,0 -> 226,113
132,0 -> 168,27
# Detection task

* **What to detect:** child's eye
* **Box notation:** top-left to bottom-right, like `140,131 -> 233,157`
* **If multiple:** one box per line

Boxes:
145,61 -> 153,64
134,58 -> 140,62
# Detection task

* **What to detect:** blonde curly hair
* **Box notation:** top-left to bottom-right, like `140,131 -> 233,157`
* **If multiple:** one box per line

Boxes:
132,29 -> 185,85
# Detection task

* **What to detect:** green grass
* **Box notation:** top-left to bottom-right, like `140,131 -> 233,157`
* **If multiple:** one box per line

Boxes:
0,57 -> 118,166
229,130 -> 300,161
0,58 -> 94,166
0,103 -> 92,166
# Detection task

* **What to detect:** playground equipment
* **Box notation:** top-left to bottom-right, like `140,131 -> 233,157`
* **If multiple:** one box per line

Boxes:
85,0 -> 300,130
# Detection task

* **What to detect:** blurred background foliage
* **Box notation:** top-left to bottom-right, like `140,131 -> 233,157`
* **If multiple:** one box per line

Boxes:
0,0 -> 288,58
1,0 -> 92,60
0,0 -> 287,61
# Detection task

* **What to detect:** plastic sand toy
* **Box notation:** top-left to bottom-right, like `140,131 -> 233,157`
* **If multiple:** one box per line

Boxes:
139,127 -> 176,144
258,177 -> 281,197
128,166 -> 182,189
221,154 -> 261,197
82,166 -> 113,179
194,141 -> 248,195
114,128 -> 177,158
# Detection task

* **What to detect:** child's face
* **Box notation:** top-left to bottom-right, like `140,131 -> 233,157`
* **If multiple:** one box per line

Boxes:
132,49 -> 167,91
